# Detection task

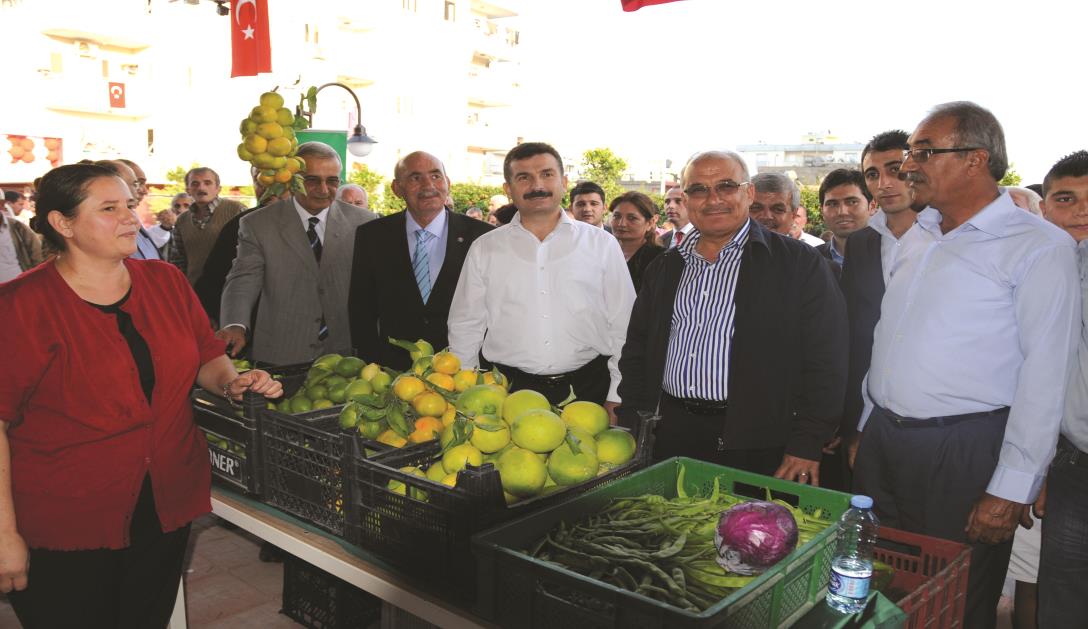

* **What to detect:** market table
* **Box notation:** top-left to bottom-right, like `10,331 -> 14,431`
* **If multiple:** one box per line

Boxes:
208,486 -> 494,629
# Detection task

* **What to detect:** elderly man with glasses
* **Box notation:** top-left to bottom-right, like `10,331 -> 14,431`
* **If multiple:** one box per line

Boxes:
852,102 -> 1079,629
616,149 -> 847,482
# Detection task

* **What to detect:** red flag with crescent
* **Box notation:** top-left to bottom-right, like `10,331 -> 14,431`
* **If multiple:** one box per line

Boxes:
621,0 -> 684,11
230,0 -> 271,77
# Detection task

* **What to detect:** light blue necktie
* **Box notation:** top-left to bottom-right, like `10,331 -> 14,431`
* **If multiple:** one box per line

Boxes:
413,229 -> 435,303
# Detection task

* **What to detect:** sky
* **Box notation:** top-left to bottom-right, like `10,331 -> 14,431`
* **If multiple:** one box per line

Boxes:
513,0 -> 1088,183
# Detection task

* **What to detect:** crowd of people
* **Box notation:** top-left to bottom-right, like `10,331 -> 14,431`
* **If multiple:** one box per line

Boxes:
0,99 -> 1086,628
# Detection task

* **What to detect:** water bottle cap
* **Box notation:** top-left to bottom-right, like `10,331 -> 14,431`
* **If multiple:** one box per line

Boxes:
850,495 -> 874,509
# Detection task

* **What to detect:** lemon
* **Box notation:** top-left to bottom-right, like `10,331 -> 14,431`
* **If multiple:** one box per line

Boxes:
452,370 -> 478,392
425,462 -> 447,482
426,372 -> 455,392
360,362 -> 382,381
595,429 -> 637,466
289,397 -> 313,414
344,379 -> 373,402
376,429 -> 407,448
442,443 -> 483,474
252,152 -> 276,169
393,375 -> 426,402
561,401 -> 610,436
268,137 -> 293,157
566,426 -> 598,455
547,442 -> 599,486
370,371 -> 392,394
440,473 -> 458,488
306,383 -> 328,401
237,143 -> 254,161
275,107 -> 294,126
502,389 -> 551,426
412,391 -> 447,417
256,122 -> 284,140
511,408 -> 566,453
432,351 -> 461,375
251,105 -> 278,123
359,419 -> 386,439
455,384 -> 507,417
441,405 -> 457,426
239,118 -> 258,136
334,356 -> 365,378
339,404 -> 360,429
312,399 -> 334,410
259,91 -> 285,109
496,446 -> 547,497
243,134 -> 268,155
470,414 -> 510,453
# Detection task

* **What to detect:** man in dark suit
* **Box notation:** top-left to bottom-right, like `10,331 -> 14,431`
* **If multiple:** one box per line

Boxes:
349,151 -> 493,371
658,186 -> 693,248
841,130 -> 918,467
617,150 -> 847,484
814,169 -> 876,279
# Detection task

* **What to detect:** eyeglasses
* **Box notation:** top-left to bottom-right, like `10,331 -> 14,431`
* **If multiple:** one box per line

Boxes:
302,176 -> 341,189
903,147 -> 982,163
683,180 -> 749,201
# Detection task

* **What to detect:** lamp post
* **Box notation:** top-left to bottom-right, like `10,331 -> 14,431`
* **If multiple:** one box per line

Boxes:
297,82 -> 377,158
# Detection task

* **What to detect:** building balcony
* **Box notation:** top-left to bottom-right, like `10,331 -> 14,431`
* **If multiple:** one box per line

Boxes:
470,17 -> 518,61
466,66 -> 517,107
40,75 -> 148,119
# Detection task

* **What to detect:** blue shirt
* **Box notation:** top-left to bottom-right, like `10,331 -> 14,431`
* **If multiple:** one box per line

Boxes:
662,219 -> 750,401
406,209 -> 447,282
862,192 -> 1080,503
1061,240 -> 1088,453
130,228 -> 161,260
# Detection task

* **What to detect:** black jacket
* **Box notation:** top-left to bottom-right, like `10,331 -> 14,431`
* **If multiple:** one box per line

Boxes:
838,226 -> 884,436
815,241 -> 842,280
617,219 -> 848,460
348,210 -> 492,371
626,242 -> 664,293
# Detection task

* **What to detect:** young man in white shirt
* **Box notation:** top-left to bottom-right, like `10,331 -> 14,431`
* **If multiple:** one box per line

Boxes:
448,142 -> 636,418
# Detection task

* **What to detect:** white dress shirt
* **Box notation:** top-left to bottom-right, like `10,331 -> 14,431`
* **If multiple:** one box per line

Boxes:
861,192 -> 1080,503
405,209 -> 448,282
293,198 -> 329,243
866,210 -> 917,286
1060,240 -> 1088,453
666,222 -> 695,249
146,224 -> 172,249
447,210 -> 636,402
798,231 -> 824,247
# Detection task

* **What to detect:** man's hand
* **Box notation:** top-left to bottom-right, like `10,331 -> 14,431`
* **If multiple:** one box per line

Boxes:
216,326 -> 247,358
604,402 -> 620,426
773,454 -> 821,486
1032,480 -> 1047,520
965,493 -> 1027,544
0,530 -> 29,594
822,436 -> 842,455
847,431 -> 862,470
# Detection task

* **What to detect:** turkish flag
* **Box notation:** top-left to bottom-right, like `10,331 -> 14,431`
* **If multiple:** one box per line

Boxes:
621,0 -> 685,11
230,0 -> 271,77
108,82 -> 126,108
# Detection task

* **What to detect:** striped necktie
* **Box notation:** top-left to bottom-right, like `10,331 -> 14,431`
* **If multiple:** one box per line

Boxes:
413,229 -> 435,303
307,217 -> 322,262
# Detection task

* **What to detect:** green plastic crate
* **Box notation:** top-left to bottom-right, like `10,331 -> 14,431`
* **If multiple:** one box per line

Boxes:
472,457 -> 853,629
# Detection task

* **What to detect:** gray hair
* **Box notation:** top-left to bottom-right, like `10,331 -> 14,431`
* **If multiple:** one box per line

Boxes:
681,150 -> 751,186
336,183 -> 366,200
751,172 -> 800,209
171,192 -> 193,203
295,141 -> 342,169
925,101 -> 1008,181
1003,186 -> 1043,216
393,151 -> 447,181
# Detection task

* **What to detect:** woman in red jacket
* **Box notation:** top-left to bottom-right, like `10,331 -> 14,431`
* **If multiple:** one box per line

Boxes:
0,163 -> 283,628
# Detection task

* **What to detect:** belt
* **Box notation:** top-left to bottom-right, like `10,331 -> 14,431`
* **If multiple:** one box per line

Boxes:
878,405 -> 1010,429
661,391 -> 728,416
487,355 -> 608,388
1057,435 -> 1088,469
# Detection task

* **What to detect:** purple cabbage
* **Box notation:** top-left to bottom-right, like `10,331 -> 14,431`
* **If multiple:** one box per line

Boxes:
714,501 -> 799,575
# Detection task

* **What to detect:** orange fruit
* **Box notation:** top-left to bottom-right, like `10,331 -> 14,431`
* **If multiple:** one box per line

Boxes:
393,375 -> 426,402
376,429 -> 408,448
452,370 -> 478,392
441,405 -> 457,426
412,391 -> 447,417
426,372 -> 455,392
432,351 -> 461,375
482,370 -> 509,389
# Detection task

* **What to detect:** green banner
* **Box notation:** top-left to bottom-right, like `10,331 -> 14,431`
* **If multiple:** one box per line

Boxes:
296,129 -> 348,181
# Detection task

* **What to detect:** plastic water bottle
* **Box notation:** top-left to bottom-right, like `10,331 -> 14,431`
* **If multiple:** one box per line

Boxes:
826,495 -> 879,614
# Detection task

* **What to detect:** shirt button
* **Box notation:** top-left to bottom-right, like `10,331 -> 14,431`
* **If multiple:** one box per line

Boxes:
544,340 -> 550,346
690,353 -> 696,359
144,457 -> 151,464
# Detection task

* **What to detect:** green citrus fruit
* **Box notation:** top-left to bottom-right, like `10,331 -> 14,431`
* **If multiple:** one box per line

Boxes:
511,408 -> 566,453
497,446 -> 548,497
259,91 -> 285,110
442,443 -> 483,474
547,442 -> 599,486
561,401 -> 610,436
470,414 -> 511,454
595,429 -> 637,466
456,384 -> 507,417
501,389 -> 551,426
289,397 -> 313,414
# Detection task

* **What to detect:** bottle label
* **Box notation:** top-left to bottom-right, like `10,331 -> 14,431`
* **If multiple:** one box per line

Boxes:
829,567 -> 870,599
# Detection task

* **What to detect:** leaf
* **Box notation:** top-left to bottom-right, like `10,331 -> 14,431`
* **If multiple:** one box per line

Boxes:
388,337 -> 421,355
350,392 -> 385,407
473,419 -> 505,432
306,86 -> 318,116
557,386 -> 577,408
386,402 -> 410,438
565,429 -> 582,456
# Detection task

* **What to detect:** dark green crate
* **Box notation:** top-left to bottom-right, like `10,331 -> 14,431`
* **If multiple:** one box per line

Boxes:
472,457 -> 853,629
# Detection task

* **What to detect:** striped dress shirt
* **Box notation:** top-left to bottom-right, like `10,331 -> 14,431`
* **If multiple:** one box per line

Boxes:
662,220 -> 750,401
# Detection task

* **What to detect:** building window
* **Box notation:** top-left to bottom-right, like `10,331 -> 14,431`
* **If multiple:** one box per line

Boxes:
444,0 -> 455,21
402,0 -> 416,13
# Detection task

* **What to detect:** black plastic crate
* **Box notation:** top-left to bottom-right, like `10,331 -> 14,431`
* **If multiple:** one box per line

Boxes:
344,414 -> 658,599
281,554 -> 382,629
191,362 -> 310,495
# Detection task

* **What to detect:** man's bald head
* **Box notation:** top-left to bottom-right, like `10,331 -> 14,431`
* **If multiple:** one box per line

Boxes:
681,150 -> 750,186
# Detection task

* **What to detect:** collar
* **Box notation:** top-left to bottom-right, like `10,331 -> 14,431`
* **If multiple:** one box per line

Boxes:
918,190 -> 1013,238
406,208 -> 448,239
510,208 -> 574,236
293,197 -> 330,224
678,222 -> 695,235
194,197 -> 221,214
829,237 -> 844,261
680,218 -> 753,262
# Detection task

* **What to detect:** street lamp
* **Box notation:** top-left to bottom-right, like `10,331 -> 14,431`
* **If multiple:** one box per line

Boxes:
299,82 -> 377,157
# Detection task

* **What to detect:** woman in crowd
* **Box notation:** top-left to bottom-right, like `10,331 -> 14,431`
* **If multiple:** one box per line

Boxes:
610,191 -> 664,292
0,163 -> 282,628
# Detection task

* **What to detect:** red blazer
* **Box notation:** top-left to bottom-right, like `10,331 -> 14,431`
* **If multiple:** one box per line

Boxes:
0,259 -> 225,550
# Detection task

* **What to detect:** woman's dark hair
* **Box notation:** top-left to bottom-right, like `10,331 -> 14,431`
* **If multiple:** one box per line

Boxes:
33,163 -> 117,252
609,191 -> 659,246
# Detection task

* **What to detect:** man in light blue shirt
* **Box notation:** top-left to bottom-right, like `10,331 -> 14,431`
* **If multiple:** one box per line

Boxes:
853,102 -> 1080,629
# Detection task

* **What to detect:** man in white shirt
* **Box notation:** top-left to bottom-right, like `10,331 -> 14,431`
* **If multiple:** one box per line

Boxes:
658,186 -> 693,248
448,142 -> 636,416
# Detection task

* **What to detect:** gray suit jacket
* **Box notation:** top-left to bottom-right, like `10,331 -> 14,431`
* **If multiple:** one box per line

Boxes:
221,198 -> 377,365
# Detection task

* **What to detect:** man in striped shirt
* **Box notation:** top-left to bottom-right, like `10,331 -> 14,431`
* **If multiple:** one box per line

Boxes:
617,150 -> 847,483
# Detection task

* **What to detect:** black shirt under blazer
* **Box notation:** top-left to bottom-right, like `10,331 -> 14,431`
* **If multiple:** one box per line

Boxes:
348,210 -> 493,371
838,226 -> 884,437
617,219 -> 848,461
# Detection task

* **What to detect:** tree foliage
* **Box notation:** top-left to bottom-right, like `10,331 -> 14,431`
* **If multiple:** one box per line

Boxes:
799,186 -> 825,236
578,147 -> 628,203
381,181 -> 407,215
348,163 -> 385,199
449,182 -> 505,213
998,163 -> 1022,187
